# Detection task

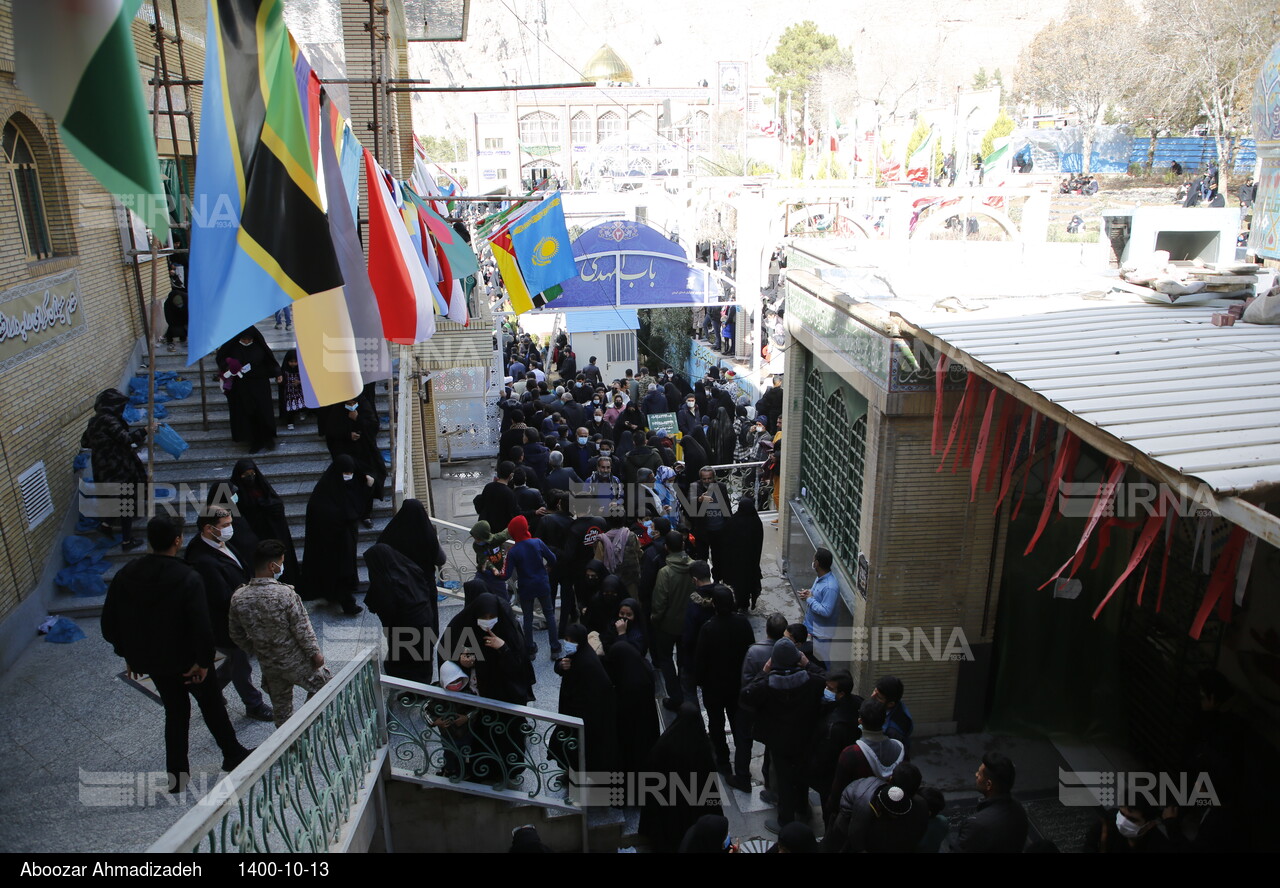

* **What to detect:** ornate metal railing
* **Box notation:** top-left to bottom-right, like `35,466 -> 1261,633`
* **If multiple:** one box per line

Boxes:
382,674 -> 588,849
431,516 -> 483,602
150,648 -> 386,853
703,460 -> 772,512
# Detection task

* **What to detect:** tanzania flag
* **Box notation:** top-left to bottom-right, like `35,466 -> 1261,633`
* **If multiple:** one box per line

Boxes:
187,0 -> 343,374
509,191 -> 577,296
14,0 -> 169,240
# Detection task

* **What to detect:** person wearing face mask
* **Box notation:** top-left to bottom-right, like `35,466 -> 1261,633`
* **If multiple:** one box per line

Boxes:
677,394 -> 700,441
808,670 -> 863,822
277,349 -> 305,431
550,623 -> 619,776
323,394 -> 384,527
215,326 -> 282,454
185,508 -> 274,722
695,585 -> 756,792
363,541 -> 438,684
228,540 -> 327,728
302,455 -> 366,615
1086,802 -> 1179,853
224,459 -> 298,589
946,752 -> 1028,852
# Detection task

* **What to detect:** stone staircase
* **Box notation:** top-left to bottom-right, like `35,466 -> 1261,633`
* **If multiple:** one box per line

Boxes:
58,320 -> 395,614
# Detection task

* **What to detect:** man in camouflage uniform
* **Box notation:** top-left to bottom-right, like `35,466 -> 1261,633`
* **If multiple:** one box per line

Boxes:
228,539 -> 328,728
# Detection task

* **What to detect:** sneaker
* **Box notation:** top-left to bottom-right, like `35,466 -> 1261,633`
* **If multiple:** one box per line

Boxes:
764,819 -> 781,835
286,423 -> 295,431
760,788 -> 778,805
120,538 -> 144,552
246,703 -> 274,722
285,324 -> 292,332
275,323 -> 283,330
221,746 -> 254,771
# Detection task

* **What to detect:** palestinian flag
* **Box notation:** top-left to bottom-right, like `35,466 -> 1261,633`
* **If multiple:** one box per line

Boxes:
14,0 -> 169,239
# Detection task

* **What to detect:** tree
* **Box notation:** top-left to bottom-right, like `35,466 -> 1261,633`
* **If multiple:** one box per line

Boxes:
420,135 -> 466,163
1015,0 -> 1141,173
992,68 -> 1005,103
981,108 -> 1016,160
1140,0 -> 1276,170
766,21 -> 855,135
973,67 -> 988,90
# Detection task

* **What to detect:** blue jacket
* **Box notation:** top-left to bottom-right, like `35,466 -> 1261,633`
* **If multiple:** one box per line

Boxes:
504,538 -> 556,593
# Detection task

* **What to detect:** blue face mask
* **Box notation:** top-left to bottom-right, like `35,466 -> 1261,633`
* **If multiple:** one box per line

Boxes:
823,687 -> 837,702
561,641 -> 578,657
577,436 -> 588,445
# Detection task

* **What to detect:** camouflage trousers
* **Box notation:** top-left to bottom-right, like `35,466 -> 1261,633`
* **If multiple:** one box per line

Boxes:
261,666 -> 331,728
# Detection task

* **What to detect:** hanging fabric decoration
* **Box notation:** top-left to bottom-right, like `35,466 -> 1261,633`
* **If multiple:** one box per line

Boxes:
1092,512 -> 1164,621
985,398 -> 1015,494
1235,531 -> 1259,606
970,388 -> 999,501
953,380 -> 982,474
1156,511 -> 1175,613
1190,525 -> 1249,639
931,353 -> 949,455
1135,558 -> 1151,607
1011,413 -> 1044,521
937,372 -> 977,471
1024,430 -> 1080,556
995,404 -> 1031,514
1038,458 -> 1126,590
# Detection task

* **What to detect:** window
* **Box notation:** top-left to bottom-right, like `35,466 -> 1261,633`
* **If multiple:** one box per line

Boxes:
519,111 -> 559,147
606,332 -> 635,363
570,112 -> 592,147
800,366 -> 867,568
628,110 -> 653,146
494,169 -> 507,180
483,137 -> 504,149
693,111 -> 710,147
4,121 -> 52,260
597,111 -> 621,143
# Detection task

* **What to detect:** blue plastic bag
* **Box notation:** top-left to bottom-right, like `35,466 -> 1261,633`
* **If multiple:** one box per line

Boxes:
154,370 -> 178,384
54,565 -> 108,598
123,405 -> 146,424
128,376 -> 149,396
166,379 -> 193,400
62,535 -> 96,564
73,451 -> 90,472
153,423 -> 188,459
152,402 -> 168,419
43,616 -> 87,643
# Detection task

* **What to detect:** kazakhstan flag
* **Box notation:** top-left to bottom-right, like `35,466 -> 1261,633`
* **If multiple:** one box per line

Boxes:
509,191 -> 578,296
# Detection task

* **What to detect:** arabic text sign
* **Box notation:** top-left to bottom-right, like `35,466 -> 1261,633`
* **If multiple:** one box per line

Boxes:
0,269 -> 87,372
647,412 -> 678,435
567,252 -> 710,305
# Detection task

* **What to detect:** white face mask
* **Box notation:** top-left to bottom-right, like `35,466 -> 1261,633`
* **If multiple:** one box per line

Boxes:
344,403 -> 359,412
217,525 -> 234,543
477,617 -> 499,631
1115,811 -> 1144,838
342,473 -> 355,482
272,563 -> 284,580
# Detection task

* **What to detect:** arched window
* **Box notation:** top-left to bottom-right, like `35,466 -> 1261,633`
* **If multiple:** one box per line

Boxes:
628,110 -> 652,146
800,367 -> 867,568
597,111 -> 621,143
3,120 -> 52,260
518,111 -> 559,147
570,112 -> 591,146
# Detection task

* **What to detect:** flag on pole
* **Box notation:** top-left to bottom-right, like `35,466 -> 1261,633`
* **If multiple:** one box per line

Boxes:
13,0 -> 170,240
490,228 -> 535,314
187,0 -> 345,382
363,147 -> 436,344
983,138 -> 1011,176
906,125 -> 936,183
508,192 -> 577,296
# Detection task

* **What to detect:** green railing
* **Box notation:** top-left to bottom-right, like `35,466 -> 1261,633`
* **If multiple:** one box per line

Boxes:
150,648 -> 386,853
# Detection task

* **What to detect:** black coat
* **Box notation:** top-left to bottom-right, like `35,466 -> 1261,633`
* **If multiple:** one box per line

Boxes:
605,639 -> 660,772
553,630 -> 619,773
184,534 -> 253,648
695,612 -> 756,700
475,480 -> 518,531
948,795 -> 1029,852
102,554 -> 214,675
325,400 -> 386,500
81,390 -> 146,485
443,592 -> 535,704
215,329 -> 280,445
809,694 -> 863,799
639,704 -> 724,852
228,459 -> 299,587
302,456 -> 364,604
377,498 -> 446,589
725,499 -> 764,605
364,543 -> 437,684
741,667 -> 826,754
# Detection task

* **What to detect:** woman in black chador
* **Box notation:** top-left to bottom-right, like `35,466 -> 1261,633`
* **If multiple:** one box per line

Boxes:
215,326 -> 281,453
228,458 -> 300,589
324,390 -> 386,524
302,455 -> 364,615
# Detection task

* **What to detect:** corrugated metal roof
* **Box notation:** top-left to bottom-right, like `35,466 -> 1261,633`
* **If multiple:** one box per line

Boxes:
911,301 -> 1280,497
563,309 -> 639,332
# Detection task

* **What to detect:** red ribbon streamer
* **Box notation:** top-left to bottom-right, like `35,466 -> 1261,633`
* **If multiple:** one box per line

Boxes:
985,399 -> 1015,494
1012,414 -> 1044,521
1190,525 -> 1249,639
1038,458 -> 1125,590
937,372 -> 976,471
1092,512 -> 1164,621
995,405 -> 1031,514
970,389 -> 999,501
1135,558 -> 1151,607
931,354 -> 949,455
1156,513 -> 1174,613
1024,432 -> 1080,556
954,381 -> 982,474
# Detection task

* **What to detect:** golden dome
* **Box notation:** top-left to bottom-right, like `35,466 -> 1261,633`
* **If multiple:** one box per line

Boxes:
583,44 -> 633,84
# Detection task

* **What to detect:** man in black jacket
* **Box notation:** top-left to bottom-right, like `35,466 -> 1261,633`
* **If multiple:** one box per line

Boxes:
755,375 -> 784,432
947,752 -> 1029,852
808,669 -> 863,818
695,586 -> 756,792
741,637 -> 826,833
475,461 -> 519,531
102,516 -> 252,792
185,508 -> 273,722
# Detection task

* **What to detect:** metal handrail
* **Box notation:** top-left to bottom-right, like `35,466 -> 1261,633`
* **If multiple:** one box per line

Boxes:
151,647 -> 384,852
392,355 -> 413,510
